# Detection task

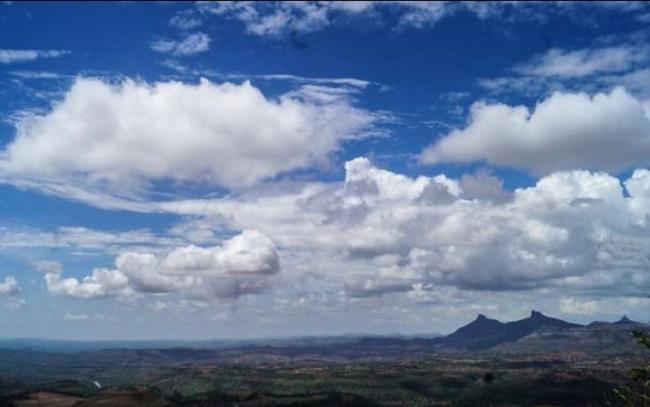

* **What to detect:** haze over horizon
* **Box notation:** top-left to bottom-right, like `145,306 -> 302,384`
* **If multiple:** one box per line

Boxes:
0,309 -> 642,342
1,1 -> 650,340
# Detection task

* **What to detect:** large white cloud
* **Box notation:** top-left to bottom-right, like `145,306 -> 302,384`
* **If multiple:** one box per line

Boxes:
18,157 -> 650,323
163,158 -> 650,298
44,230 -> 280,300
420,87 -> 650,174
0,77 -> 376,194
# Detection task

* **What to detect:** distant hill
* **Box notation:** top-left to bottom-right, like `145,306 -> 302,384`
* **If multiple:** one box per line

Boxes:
494,314 -> 648,356
305,311 -> 648,357
0,312 -> 646,362
435,310 -> 582,350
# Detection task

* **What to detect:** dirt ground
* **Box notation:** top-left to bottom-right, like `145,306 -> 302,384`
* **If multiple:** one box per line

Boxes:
14,392 -> 82,407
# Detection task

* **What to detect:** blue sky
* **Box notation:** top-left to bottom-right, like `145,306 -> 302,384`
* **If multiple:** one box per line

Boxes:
1,1 -> 650,340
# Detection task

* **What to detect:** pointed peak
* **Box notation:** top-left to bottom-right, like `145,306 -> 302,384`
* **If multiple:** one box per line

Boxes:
617,315 -> 632,323
476,314 -> 487,321
530,310 -> 545,318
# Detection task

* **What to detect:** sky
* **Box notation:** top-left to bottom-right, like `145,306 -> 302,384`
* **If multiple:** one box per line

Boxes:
1,1 -> 650,340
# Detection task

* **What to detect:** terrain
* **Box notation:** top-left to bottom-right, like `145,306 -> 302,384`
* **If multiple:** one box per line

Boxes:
1,312 -> 647,406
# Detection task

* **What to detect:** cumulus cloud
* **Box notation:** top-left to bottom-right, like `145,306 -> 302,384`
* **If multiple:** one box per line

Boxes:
0,77 -> 377,196
420,87 -> 650,174
44,230 -> 280,300
458,169 -> 511,204
0,276 -> 20,296
163,158 -> 650,299
151,32 -> 211,55
46,267 -> 130,299
0,49 -> 69,64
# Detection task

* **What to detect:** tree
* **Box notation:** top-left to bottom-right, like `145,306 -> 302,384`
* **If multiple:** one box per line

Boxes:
616,330 -> 650,406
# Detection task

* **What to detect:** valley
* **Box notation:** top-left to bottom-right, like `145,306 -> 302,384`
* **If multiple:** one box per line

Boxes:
1,312 -> 647,406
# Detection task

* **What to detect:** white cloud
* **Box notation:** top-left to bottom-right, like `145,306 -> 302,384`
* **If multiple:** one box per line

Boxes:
0,77 -> 377,196
2,226 -> 175,251
32,260 -> 63,274
420,87 -> 650,174
159,65 -> 383,91
0,178 -> 158,212
197,1 -> 455,37
0,276 -> 20,296
18,156 -> 648,304
9,71 -> 66,80
200,2 -> 329,37
19,159 -> 650,326
45,267 -> 130,299
0,49 -> 69,64
45,230 -> 280,300
151,32 -> 211,56
169,13 -> 202,30
194,2 -> 648,37
603,67 -> 650,98
515,46 -> 649,78
229,73 -> 374,89
162,157 -> 650,299
479,42 -> 650,98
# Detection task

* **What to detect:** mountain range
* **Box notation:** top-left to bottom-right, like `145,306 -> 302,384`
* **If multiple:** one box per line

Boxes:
0,311 -> 647,360
436,310 -> 582,350
350,311 -> 648,356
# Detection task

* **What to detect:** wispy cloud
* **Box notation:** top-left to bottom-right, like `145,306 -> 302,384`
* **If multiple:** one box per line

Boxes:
188,1 -> 650,38
64,312 -> 107,321
514,46 -> 650,78
0,49 -> 70,64
157,63 -> 386,91
479,42 -> 650,98
230,73 -> 373,89
9,70 -> 67,79
0,226 -> 178,252
151,32 -> 210,56
169,12 -> 202,30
